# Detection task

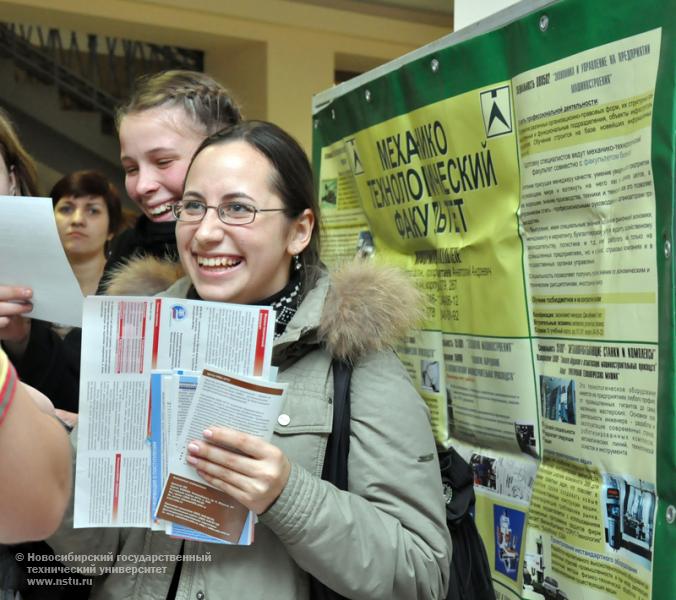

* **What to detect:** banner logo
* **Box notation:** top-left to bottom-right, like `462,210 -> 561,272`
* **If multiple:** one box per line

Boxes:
480,86 -> 513,138
345,138 -> 364,175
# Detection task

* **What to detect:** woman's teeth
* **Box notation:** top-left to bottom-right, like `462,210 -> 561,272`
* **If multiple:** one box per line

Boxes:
196,256 -> 242,268
150,203 -> 173,215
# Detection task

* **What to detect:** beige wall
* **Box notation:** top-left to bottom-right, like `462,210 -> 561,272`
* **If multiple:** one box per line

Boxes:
0,0 -> 451,151
454,0 -> 519,30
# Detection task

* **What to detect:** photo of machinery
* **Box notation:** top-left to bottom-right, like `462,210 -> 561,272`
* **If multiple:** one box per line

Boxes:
514,421 -> 538,457
493,505 -> 525,581
539,376 -> 576,424
522,534 -> 569,600
420,359 -> 440,392
602,474 -> 655,562
446,386 -> 455,437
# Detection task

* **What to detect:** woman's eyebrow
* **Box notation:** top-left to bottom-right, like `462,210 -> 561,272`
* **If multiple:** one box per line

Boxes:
182,191 -> 206,200
218,192 -> 255,202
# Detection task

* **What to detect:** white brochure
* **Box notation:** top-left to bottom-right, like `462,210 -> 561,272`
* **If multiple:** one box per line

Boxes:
74,295 -> 275,528
0,195 -> 83,326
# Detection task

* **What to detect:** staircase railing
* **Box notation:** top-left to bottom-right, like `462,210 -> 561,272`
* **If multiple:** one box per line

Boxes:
0,22 -> 203,123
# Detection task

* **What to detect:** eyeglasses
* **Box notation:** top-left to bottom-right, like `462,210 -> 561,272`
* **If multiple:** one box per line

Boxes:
173,199 -> 288,226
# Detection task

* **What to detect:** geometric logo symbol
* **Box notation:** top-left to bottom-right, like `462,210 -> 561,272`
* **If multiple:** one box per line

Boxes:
344,138 -> 364,175
480,85 -> 513,138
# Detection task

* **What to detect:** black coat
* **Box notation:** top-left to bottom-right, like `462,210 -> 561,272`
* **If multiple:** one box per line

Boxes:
99,215 -> 178,292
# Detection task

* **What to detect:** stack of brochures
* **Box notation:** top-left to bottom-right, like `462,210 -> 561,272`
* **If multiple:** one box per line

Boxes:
150,367 -> 286,544
73,295 -> 285,546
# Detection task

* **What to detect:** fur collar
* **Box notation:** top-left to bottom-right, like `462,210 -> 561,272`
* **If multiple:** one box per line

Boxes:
103,256 -> 184,297
103,256 -> 423,363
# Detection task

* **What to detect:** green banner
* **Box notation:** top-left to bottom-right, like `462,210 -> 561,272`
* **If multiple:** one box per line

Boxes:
312,1 -> 675,598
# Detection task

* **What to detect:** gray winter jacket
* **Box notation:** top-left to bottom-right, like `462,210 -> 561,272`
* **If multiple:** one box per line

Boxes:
47,258 -> 452,600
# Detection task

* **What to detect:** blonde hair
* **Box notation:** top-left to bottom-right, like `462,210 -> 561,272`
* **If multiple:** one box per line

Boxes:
0,107 -> 39,196
115,70 -> 242,135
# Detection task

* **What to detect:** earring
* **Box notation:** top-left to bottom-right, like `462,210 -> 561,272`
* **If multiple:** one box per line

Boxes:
8,165 -> 16,196
293,254 -> 302,271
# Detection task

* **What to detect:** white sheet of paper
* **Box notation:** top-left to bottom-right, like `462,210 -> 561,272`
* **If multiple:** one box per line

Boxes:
0,195 -> 84,326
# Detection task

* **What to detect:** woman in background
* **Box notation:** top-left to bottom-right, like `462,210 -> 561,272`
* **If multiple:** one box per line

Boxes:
0,106 -> 39,198
52,170 -> 123,297
0,108 -> 79,410
0,107 -> 83,600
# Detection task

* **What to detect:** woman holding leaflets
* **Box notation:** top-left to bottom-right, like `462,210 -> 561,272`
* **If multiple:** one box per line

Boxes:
47,120 -> 452,599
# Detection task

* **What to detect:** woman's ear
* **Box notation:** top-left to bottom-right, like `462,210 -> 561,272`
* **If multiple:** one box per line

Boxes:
287,209 -> 315,255
8,167 -> 17,196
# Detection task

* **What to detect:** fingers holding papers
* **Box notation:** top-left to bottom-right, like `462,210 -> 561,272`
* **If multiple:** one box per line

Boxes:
186,426 -> 291,515
0,285 -> 32,349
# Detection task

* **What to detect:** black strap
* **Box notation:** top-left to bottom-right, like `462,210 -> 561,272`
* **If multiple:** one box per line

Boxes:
321,359 -> 352,490
309,359 -> 352,600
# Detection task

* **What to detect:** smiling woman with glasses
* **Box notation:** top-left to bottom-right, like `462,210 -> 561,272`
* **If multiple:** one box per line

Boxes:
47,120 -> 452,600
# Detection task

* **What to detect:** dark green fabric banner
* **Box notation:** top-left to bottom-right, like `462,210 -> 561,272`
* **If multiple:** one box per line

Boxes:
312,1 -> 675,598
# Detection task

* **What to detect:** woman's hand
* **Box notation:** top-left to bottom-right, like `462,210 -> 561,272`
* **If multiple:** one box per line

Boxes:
0,286 -> 32,357
187,427 -> 291,515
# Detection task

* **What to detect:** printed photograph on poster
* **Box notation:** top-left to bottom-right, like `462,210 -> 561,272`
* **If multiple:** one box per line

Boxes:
514,421 -> 538,457
420,359 -> 440,392
446,386 -> 455,437
522,532 -> 572,599
320,178 -> 337,206
469,453 -> 536,502
540,376 -> 576,424
602,473 -> 655,563
470,454 -> 496,490
522,533 -> 546,590
494,505 -> 525,581
356,230 -> 375,259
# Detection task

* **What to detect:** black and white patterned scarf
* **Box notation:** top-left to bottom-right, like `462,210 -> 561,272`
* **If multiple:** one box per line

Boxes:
187,266 -> 303,339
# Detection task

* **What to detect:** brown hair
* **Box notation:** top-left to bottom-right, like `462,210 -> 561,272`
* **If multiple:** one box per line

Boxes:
115,70 -> 242,135
0,107 -> 39,196
50,170 -> 123,235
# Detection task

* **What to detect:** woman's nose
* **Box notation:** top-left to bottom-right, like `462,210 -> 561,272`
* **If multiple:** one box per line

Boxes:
71,207 -> 86,224
135,167 -> 160,196
193,208 -> 225,244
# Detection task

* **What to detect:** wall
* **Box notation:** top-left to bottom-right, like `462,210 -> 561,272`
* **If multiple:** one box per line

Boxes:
454,0 -> 520,30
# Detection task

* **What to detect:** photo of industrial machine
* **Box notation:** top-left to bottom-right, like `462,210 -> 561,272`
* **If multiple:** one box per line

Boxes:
493,505 -> 525,581
514,421 -> 538,457
602,474 -> 656,562
539,375 -> 577,424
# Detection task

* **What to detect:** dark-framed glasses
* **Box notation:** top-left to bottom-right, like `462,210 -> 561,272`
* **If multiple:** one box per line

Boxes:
172,199 -> 288,226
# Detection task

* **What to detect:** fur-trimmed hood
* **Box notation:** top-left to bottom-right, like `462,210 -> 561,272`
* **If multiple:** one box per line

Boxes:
103,256 -> 423,363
